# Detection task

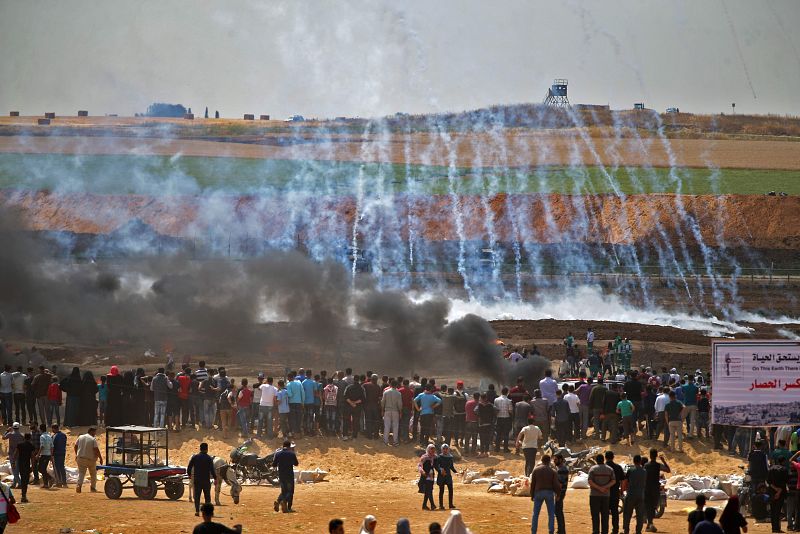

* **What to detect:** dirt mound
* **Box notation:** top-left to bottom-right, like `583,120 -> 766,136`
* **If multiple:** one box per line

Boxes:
3,190 -> 798,250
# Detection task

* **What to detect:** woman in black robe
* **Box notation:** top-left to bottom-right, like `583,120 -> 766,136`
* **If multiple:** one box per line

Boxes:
79,371 -> 98,426
121,370 -> 136,425
105,365 -> 124,427
59,367 -> 82,427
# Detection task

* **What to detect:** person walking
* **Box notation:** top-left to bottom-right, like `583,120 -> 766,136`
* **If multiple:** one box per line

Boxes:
188,442 -> 216,516
37,423 -> 54,488
554,454 -> 569,534
530,454 -> 562,534
193,503 -> 242,534
516,421 -> 543,477
436,443 -> 457,509
588,454 -> 616,534
2,423 -> 23,488
718,495 -> 747,534
273,439 -> 298,513
644,449 -> 670,532
419,444 -> 437,511
623,455 -> 647,534
15,432 -> 35,503
74,427 -> 102,493
381,380 -> 402,446
51,424 -> 67,487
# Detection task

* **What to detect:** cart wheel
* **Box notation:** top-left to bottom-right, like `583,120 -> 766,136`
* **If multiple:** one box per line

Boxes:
134,480 -> 158,500
165,480 -> 185,500
104,477 -> 123,500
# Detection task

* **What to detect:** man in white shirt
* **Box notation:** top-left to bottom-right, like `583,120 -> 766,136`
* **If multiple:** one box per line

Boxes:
654,386 -> 670,446
74,427 -> 102,493
586,328 -> 595,352
380,380 -> 403,446
515,423 -> 542,476
11,367 -> 27,424
564,385 -> 581,443
0,365 -> 13,425
493,387 -> 514,453
258,377 -> 278,439
539,369 -> 559,406
510,350 -> 523,363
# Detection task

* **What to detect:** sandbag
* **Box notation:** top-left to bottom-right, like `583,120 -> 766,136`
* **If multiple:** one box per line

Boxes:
704,489 -> 728,501
571,472 -> 589,489
462,471 -> 479,484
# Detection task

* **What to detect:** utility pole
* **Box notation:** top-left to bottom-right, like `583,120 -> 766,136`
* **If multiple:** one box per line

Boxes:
731,102 -> 736,115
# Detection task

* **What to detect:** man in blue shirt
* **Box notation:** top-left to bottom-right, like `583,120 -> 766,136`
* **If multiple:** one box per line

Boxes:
681,376 -> 699,437
272,440 -> 299,513
276,380 -> 291,438
285,372 -> 305,436
414,385 -> 441,445
51,424 -> 68,487
302,371 -> 317,436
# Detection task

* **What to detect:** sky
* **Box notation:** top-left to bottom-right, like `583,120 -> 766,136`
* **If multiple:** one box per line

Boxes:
1,0 -> 799,119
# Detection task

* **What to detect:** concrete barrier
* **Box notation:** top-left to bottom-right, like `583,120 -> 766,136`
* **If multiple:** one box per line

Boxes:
243,114 -> 254,120
38,118 -> 51,125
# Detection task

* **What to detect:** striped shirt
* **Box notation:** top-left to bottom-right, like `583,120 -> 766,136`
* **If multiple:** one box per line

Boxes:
194,368 -> 209,382
494,395 -> 513,418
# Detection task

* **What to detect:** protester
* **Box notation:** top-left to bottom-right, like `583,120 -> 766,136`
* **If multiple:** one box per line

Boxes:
51,424 -> 67,487
442,510 -> 472,534
60,367 -> 82,427
415,385 -> 442,446
687,494 -> 707,534
624,454 -> 647,534
15,433 -> 34,503
605,451 -> 624,534
273,439 -> 298,513
188,442 -> 216,516
329,518 -> 345,534
493,387 -> 513,453
382,380 -> 403,446
436,443 -> 457,509
475,393 -> 494,458
192,503 -> 242,534
38,423 -> 54,488
530,454 -> 561,534
359,515 -> 377,534
554,454 -> 569,534
718,495 -> 747,534
665,391 -> 686,452
588,454 -> 616,534
617,392 -> 637,446
419,443 -> 437,510
0,475 -> 15,532
767,455 -> 789,533
516,420 -> 543,477
74,427 -> 102,493
2,423 -> 23,488
693,508 -> 724,534
644,449 -> 671,532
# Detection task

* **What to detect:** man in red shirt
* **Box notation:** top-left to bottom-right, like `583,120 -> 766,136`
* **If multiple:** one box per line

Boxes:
509,377 -> 528,406
236,379 -> 253,437
464,392 -> 480,456
397,379 -> 415,444
176,368 -> 192,430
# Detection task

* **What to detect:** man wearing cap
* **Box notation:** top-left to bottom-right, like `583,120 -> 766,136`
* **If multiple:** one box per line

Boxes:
3,422 -> 24,487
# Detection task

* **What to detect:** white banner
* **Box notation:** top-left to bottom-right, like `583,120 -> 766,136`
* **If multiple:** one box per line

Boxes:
711,340 -> 800,427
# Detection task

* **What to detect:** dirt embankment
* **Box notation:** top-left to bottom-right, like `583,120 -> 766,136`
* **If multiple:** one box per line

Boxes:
3,190 -> 798,250
2,130 -> 800,170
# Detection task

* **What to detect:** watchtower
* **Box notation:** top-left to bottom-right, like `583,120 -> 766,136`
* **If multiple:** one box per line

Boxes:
543,79 -> 570,107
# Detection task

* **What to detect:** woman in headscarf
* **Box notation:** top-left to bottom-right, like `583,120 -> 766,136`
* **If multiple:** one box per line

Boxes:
396,518 -> 412,534
435,443 -> 457,510
719,495 -> 747,534
105,365 -> 124,427
78,371 -> 98,426
441,510 -> 471,534
59,367 -> 82,427
358,515 -> 377,534
418,443 -> 437,510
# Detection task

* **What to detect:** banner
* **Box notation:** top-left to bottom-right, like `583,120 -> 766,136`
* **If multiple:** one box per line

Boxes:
711,340 -> 800,427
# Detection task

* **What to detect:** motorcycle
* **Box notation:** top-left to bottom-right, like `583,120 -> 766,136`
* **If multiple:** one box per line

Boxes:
542,440 -> 601,477
229,440 -> 280,486
619,477 -> 667,519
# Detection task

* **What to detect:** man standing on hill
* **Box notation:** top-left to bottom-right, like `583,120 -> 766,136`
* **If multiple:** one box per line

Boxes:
272,440 -> 298,513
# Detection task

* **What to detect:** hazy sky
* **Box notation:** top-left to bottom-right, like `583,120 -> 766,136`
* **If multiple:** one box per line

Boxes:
1,0 -> 799,119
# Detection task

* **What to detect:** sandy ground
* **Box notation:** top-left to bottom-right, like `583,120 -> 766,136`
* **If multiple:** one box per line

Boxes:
6,427 -> 780,534
2,130 -> 800,170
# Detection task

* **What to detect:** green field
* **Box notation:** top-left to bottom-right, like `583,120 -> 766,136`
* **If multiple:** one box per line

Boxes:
0,153 -> 797,196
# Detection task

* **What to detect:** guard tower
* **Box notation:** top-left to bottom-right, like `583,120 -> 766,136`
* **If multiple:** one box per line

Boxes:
543,79 -> 570,107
